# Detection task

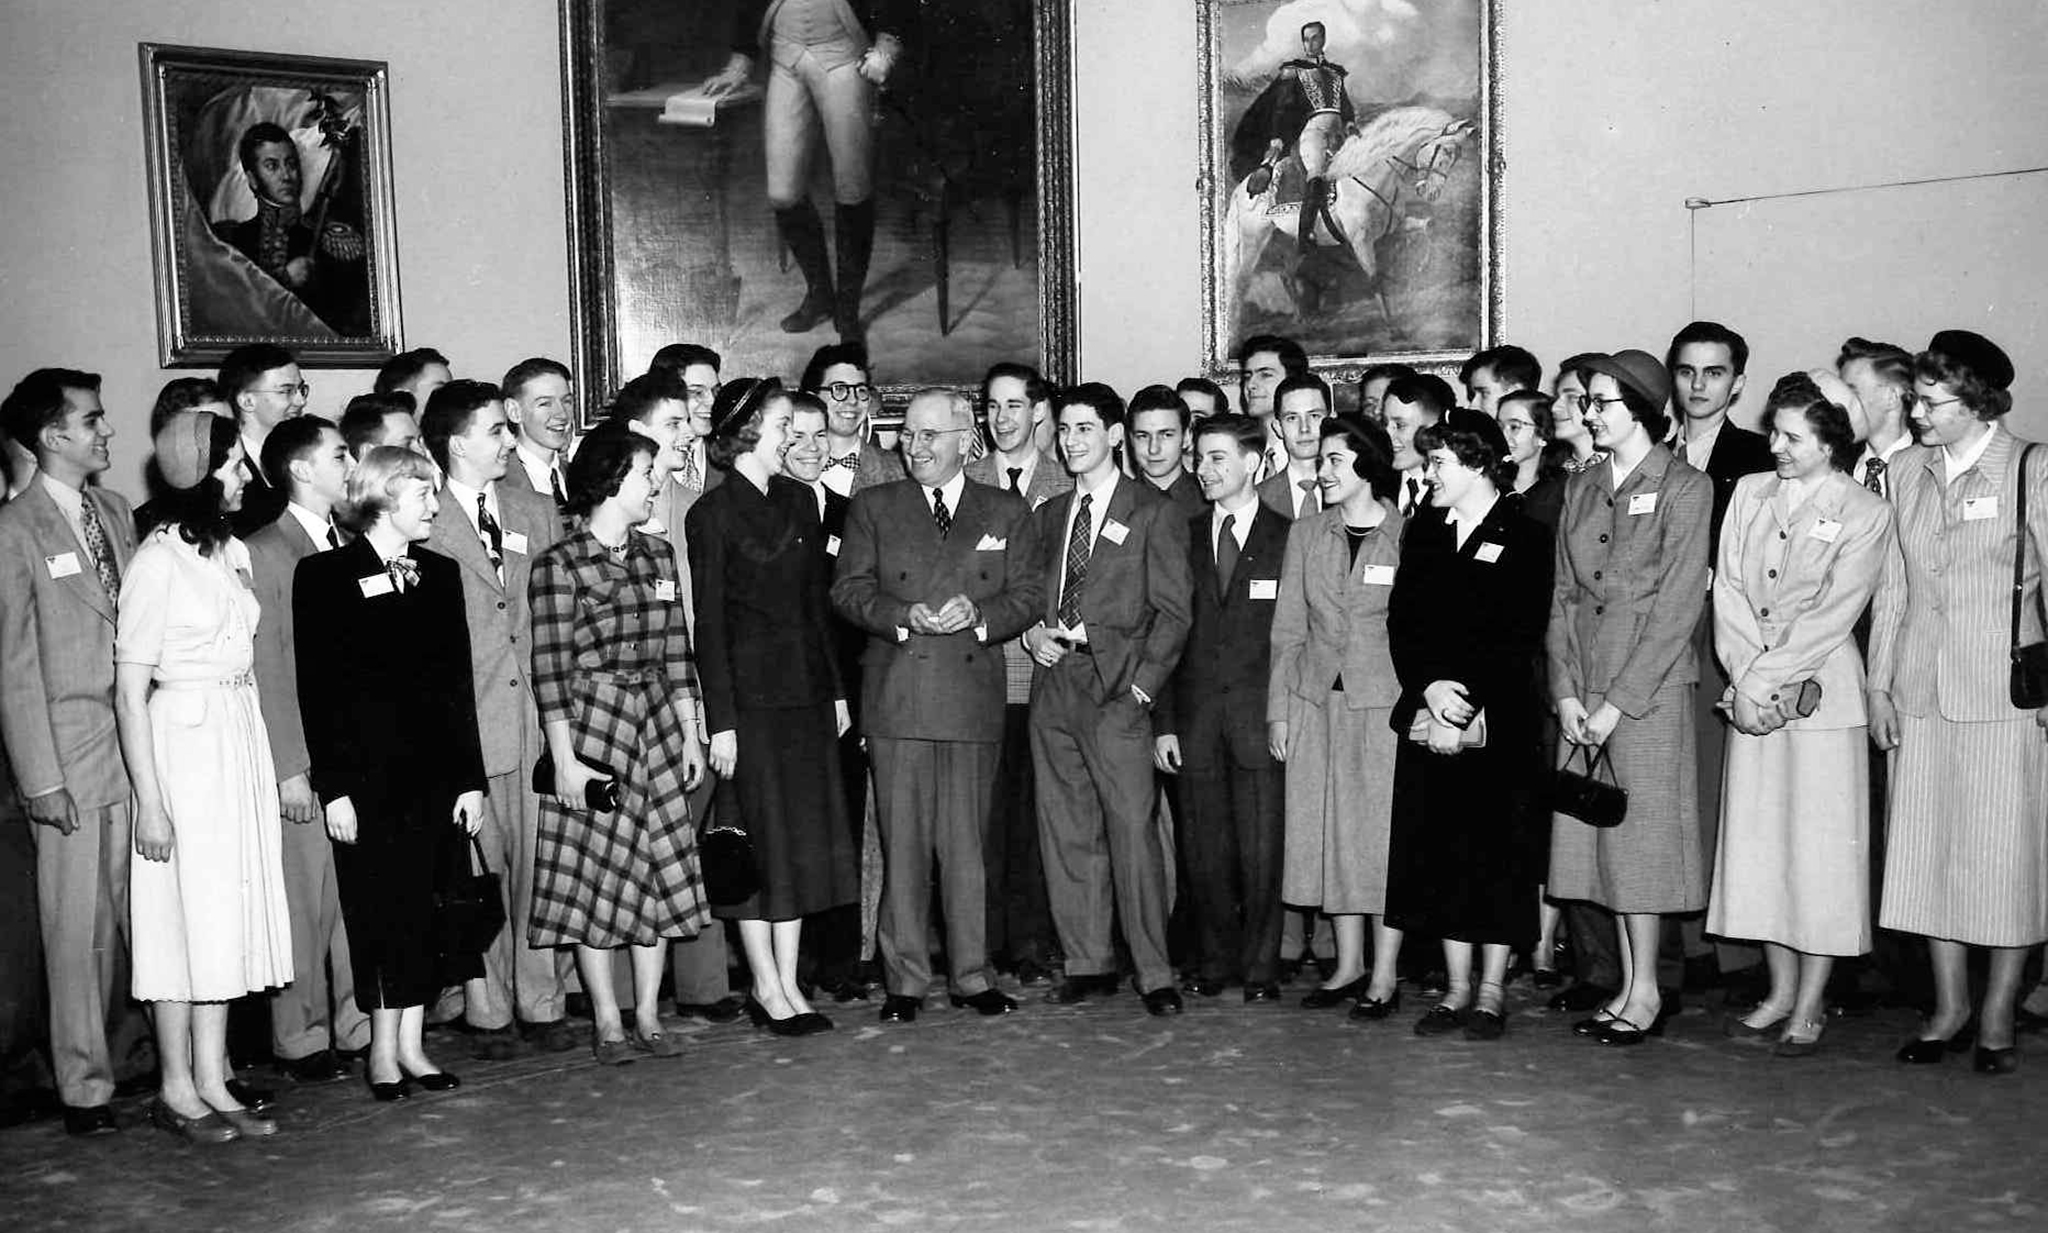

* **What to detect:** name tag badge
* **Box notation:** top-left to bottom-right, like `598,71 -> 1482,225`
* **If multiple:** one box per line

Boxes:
1249,578 -> 1279,601
1360,564 -> 1396,586
1809,518 -> 1843,544
826,534 -> 842,557
1627,493 -> 1658,516
1475,542 -> 1505,564
501,530 -> 529,555
44,551 -> 81,579
655,579 -> 678,602
1101,519 -> 1129,546
1964,496 -> 1999,521
358,574 -> 395,599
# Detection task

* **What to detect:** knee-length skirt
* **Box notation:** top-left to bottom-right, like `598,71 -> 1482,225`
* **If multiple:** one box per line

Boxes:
712,702 -> 860,922
1708,725 -> 1869,956
1548,677 -> 1706,914
1281,692 -> 1396,915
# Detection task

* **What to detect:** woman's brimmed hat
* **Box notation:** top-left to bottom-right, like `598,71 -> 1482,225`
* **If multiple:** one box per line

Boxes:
153,409 -> 216,491
1576,349 -> 1672,409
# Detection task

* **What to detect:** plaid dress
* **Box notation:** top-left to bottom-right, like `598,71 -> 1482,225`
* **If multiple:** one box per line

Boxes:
526,528 -> 710,947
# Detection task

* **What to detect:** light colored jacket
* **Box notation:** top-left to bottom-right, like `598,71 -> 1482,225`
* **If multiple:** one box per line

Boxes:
1268,506 -> 1406,717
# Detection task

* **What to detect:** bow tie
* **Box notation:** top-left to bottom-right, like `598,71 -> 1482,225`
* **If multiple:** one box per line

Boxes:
386,556 -> 421,591
825,453 -> 861,472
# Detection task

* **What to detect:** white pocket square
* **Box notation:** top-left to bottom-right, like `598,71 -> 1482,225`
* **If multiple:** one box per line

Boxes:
975,534 -> 1007,551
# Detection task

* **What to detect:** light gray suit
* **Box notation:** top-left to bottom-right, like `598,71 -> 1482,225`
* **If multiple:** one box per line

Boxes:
246,511 -> 369,1058
0,478 -> 136,1107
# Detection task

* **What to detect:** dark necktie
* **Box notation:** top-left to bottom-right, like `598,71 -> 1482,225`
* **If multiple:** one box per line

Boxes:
387,556 -> 420,592
1058,493 -> 1093,628
1007,466 -> 1023,493
1864,456 -> 1887,496
476,493 -> 504,575
1403,476 -> 1423,513
1297,477 -> 1320,514
550,467 -> 567,510
77,495 -> 119,607
1216,513 -> 1239,588
325,522 -> 341,550
932,487 -> 952,538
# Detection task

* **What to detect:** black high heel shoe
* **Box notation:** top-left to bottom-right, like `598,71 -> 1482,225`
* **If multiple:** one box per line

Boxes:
1973,1045 -> 2019,1075
1592,1000 -> 1679,1046
1348,989 -> 1402,1021
1302,977 -> 1367,1009
1896,1017 -> 1977,1064
745,993 -> 827,1037
399,1064 -> 461,1092
365,1070 -> 411,1102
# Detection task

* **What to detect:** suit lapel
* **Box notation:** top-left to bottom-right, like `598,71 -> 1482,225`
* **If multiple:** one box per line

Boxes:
25,486 -> 115,623
432,496 -> 504,592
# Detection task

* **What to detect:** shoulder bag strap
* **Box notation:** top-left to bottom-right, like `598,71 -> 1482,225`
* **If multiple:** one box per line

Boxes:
2014,444 -> 2036,655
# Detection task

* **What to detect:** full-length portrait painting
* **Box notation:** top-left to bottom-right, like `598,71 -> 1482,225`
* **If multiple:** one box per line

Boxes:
560,0 -> 1075,415
140,44 -> 403,367
1201,0 -> 1500,374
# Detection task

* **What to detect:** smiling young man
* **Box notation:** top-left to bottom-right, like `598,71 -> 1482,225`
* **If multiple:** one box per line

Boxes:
0,369 -> 138,1136
1382,373 -> 1452,517
1023,383 -> 1193,1016
499,358 -> 576,511
1154,412 -> 1292,1003
1258,373 -> 1333,519
421,380 -> 574,1057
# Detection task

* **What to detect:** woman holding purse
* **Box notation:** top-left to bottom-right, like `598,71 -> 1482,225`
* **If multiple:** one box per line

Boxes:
1547,351 -> 1714,1047
1868,330 -> 2048,1074
1708,374 -> 1894,1055
527,424 -> 710,1065
1384,410 -> 1553,1040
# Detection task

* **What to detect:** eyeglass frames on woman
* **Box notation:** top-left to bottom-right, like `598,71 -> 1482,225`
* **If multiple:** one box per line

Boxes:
1575,394 -> 1627,413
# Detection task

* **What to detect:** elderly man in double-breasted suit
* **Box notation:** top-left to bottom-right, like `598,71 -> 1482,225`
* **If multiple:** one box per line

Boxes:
0,369 -> 138,1135
420,381 -> 573,1056
832,389 -> 1045,1021
1021,384 -> 1194,1015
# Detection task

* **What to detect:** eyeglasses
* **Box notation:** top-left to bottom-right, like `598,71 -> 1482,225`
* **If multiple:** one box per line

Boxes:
684,382 -> 720,404
824,382 -> 874,403
262,382 -> 311,399
1913,394 -> 1964,414
901,428 -> 969,448
1576,395 -> 1626,413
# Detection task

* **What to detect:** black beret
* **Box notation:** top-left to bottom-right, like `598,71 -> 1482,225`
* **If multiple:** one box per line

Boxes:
1928,329 -> 2013,391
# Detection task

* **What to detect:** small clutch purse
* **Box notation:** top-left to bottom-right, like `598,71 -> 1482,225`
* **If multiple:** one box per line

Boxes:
700,820 -> 759,907
1404,709 -> 1488,750
1554,744 -> 1628,829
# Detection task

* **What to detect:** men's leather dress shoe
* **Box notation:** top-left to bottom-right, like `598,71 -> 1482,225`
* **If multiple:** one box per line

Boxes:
1413,1004 -> 1467,1036
150,1100 -> 237,1144
1974,1045 -> 2019,1075
1142,987 -> 1184,1017
1014,959 -> 1053,987
468,1027 -> 522,1061
951,989 -> 1019,1016
1181,975 -> 1225,998
880,995 -> 921,1023
675,997 -> 745,1025
279,1049 -> 352,1083
523,1019 -> 584,1052
1349,990 -> 1402,1021
225,1079 -> 275,1112
62,1104 -> 118,1136
820,977 -> 871,1004
1301,978 -> 1365,1009
1549,983 -> 1616,1013
1047,974 -> 1119,1005
1242,982 -> 1282,1004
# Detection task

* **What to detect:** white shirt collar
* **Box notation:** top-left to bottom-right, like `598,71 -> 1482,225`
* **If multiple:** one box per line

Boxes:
1943,421 -> 1999,483
1445,494 -> 1499,544
38,471 -> 84,522
1074,467 -> 1120,505
514,438 -> 558,490
1681,417 -> 1725,470
1213,491 -> 1258,549
286,500 -> 334,547
443,476 -> 497,533
918,469 -> 968,516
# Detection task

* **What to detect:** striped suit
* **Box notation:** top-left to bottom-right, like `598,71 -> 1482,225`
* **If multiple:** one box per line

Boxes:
1869,429 -> 2048,946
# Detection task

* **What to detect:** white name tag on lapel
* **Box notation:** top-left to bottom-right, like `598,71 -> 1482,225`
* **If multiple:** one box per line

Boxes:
1248,578 -> 1278,600
44,552 -> 81,579
1627,493 -> 1658,516
358,573 -> 395,599
1964,496 -> 1999,521
1475,542 -> 1505,563
501,530 -> 529,555
1361,564 -> 1396,586
1101,519 -> 1130,546
1808,518 -> 1843,544
655,579 -> 678,602
826,534 -> 842,557
975,534 -> 1006,551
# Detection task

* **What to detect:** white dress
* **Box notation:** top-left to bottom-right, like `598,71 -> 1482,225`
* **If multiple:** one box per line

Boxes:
117,530 -> 293,1001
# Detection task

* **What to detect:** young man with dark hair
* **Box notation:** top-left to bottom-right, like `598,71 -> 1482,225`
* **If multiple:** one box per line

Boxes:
1235,334 -> 1309,477
1023,383 -> 1193,1016
1356,362 -> 1417,424
338,391 -> 422,460
801,341 -> 903,495
650,346 -> 721,497
1155,412 -> 1291,1002
1128,385 -> 1204,518
1382,373 -> 1449,515
0,369 -> 137,1135
1175,376 -> 1228,419
420,380 -> 576,1056
218,343 -> 306,536
245,415 -> 368,1081
373,347 -> 452,401
1459,345 -> 1542,416
500,358 -> 576,509
1258,373 -> 1331,519
1839,336 -> 1917,499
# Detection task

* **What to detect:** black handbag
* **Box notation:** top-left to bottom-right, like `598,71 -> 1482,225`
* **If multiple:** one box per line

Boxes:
2010,444 -> 2048,709
700,819 -> 760,908
1553,744 -> 1628,829
433,835 -> 507,958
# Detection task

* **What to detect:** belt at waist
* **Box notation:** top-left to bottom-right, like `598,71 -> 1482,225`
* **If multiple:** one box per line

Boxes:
584,667 -> 666,685
153,671 -> 255,690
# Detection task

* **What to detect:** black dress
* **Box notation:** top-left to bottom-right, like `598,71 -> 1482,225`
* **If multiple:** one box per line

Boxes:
1383,497 -> 1553,946
294,539 -> 488,1011
685,470 -> 858,922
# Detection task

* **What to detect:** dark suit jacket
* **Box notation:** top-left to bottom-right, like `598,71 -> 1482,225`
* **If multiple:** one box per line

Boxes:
1151,471 -> 1207,522
966,449 -> 1072,512
1387,499 -> 1553,741
686,471 -> 844,734
1157,502 -> 1291,769
1029,476 -> 1193,703
245,511 -> 325,781
832,478 -> 1043,743
817,486 -> 866,699
1696,422 -> 1773,556
231,463 -> 289,540
292,540 -> 485,820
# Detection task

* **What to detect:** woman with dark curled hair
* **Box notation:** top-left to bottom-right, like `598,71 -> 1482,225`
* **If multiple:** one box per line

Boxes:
114,411 -> 292,1142
1383,409 -> 1553,1040
1708,373 -> 1894,1056
526,424 -> 711,1064
686,379 -> 857,1036
1869,329 -> 2048,1074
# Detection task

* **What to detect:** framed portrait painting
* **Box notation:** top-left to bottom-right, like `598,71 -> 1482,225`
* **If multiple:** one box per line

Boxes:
558,0 -> 1077,423
139,44 -> 404,368
1199,0 -> 1501,377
